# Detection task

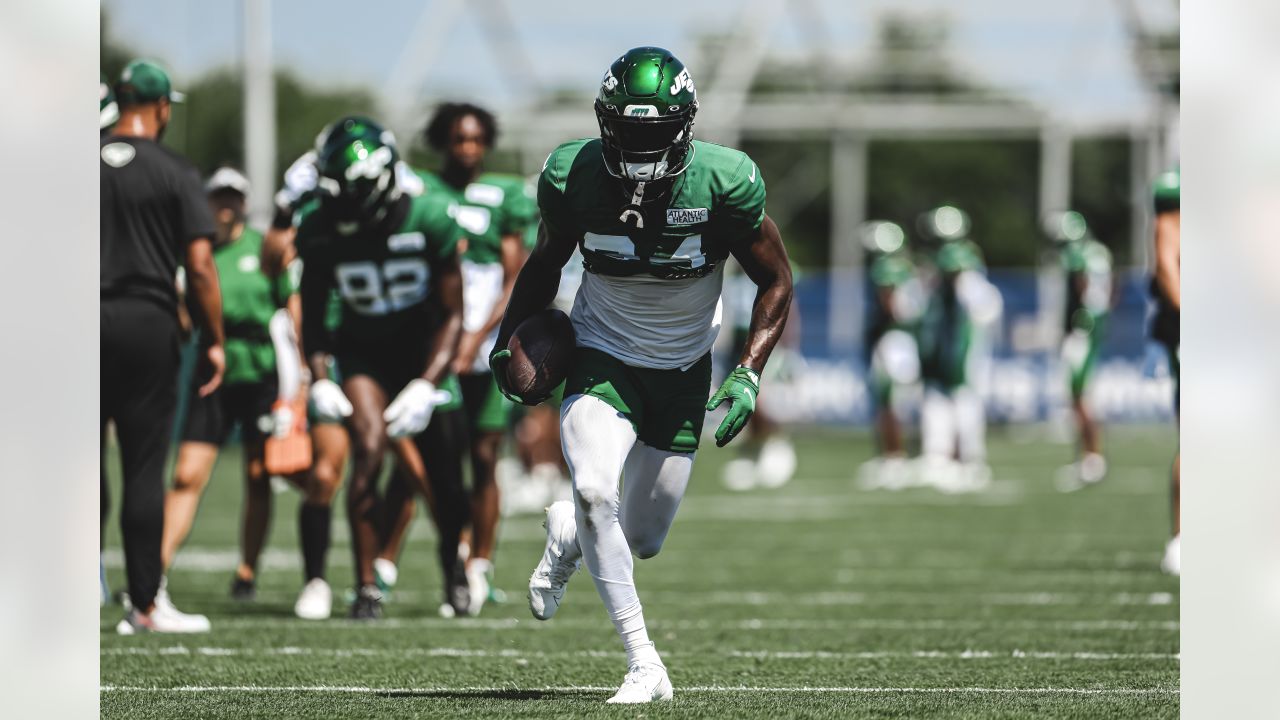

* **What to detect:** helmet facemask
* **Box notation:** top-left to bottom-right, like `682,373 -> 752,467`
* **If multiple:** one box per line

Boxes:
317,137 -> 402,234
596,104 -> 696,185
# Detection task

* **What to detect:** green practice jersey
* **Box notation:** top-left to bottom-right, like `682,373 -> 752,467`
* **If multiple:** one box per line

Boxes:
296,193 -> 463,352
1061,238 -> 1112,331
539,138 -> 765,369
418,171 -> 538,265
212,227 -> 295,385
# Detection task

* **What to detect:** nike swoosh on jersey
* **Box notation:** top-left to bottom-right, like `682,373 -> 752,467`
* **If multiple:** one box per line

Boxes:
747,164 -> 757,184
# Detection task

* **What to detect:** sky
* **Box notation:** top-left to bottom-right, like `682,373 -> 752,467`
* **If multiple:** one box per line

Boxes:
103,0 -> 1178,128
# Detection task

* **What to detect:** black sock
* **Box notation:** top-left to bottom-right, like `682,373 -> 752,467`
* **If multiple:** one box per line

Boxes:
299,502 -> 332,582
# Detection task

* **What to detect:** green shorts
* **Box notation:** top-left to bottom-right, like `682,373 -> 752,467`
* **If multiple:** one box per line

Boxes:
563,347 -> 712,454
1066,314 -> 1106,400
460,371 -> 513,433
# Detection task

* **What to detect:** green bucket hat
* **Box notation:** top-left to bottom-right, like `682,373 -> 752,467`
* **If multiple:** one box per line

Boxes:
116,59 -> 185,106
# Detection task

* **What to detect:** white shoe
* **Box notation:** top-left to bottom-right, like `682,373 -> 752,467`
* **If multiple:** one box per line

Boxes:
467,558 -> 492,616
147,578 -> 211,633
373,558 -> 398,594
295,578 -> 333,620
606,662 -> 674,704
1160,535 -> 1180,576
756,436 -> 797,488
528,501 -> 580,621
721,457 -> 758,491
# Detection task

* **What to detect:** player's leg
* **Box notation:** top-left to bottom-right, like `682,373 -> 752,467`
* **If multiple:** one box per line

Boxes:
410,406 -> 471,615
460,372 -> 509,612
342,374 -> 393,617
295,421 -> 347,619
374,462 -> 417,594
235,386 -> 275,594
161,442 -> 218,571
1161,346 -> 1180,575
619,443 -> 693,559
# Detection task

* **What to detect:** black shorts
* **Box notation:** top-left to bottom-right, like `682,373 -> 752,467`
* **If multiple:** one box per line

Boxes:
182,378 -> 278,446
336,338 -> 429,398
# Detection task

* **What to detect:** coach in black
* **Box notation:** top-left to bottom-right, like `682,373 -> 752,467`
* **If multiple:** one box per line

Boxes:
102,60 -> 225,634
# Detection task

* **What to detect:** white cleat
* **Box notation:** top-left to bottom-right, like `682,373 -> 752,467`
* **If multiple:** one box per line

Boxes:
294,578 -> 333,620
756,436 -> 797,488
373,558 -> 398,596
467,558 -> 492,616
606,663 -> 674,704
150,578 -> 211,633
528,500 -> 580,621
1160,535 -> 1180,576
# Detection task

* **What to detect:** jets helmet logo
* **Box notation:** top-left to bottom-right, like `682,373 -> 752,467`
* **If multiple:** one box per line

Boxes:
670,68 -> 694,95
602,71 -> 619,92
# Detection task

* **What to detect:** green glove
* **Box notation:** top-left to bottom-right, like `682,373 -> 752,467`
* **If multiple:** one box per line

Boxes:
705,366 -> 760,447
487,348 -> 526,405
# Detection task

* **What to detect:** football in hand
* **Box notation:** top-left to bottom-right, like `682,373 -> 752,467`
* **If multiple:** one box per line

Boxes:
506,309 -> 575,402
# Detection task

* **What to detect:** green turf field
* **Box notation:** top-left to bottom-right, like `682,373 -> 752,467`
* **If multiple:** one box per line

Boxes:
100,426 -> 1179,718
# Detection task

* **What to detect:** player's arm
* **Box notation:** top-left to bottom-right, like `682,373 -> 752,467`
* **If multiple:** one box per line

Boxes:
422,250 -> 464,386
488,221 -> 576,402
454,231 -> 526,374
707,215 -> 793,447
1153,210 -> 1180,310
730,215 -> 793,372
185,237 -> 226,396
298,254 -> 334,383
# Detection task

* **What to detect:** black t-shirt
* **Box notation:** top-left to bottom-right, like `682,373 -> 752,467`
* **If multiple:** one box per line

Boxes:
100,135 -> 215,312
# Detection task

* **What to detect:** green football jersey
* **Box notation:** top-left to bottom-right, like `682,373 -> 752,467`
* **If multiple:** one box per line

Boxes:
1153,168 -> 1180,214
418,171 -> 538,265
296,193 -> 463,349
1062,238 -> 1112,330
213,227 -> 295,385
538,138 -> 765,369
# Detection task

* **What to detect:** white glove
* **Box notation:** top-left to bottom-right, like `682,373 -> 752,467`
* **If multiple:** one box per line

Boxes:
271,403 -> 295,439
383,379 -> 453,438
310,378 -> 353,422
274,150 -> 319,209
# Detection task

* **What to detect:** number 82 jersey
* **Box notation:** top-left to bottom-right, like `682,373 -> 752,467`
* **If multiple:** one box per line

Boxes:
296,192 -> 462,351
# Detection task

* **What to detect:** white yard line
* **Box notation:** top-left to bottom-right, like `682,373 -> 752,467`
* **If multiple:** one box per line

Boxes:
99,684 -> 1178,695
101,646 -> 1178,661
113,617 -> 1177,632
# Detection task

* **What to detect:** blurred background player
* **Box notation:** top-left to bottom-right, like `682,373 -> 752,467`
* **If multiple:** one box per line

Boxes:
718,263 -> 800,491
1150,168 -> 1180,575
915,207 -> 1003,492
1046,211 -> 1113,492
159,167 -> 304,609
296,116 -> 470,619
856,221 -> 925,489
102,60 -> 225,633
377,103 -> 535,615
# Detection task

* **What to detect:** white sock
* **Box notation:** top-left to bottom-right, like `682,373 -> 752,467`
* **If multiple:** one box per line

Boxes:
612,600 -> 661,667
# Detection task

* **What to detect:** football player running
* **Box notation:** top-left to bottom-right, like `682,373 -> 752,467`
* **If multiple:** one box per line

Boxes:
489,47 -> 793,703
1150,169 -> 1180,575
295,117 -> 471,618
1046,211 -> 1113,492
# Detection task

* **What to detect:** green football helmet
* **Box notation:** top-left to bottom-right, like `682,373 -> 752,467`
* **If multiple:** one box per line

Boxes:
595,46 -> 698,185
315,115 -> 401,230
1043,210 -> 1089,245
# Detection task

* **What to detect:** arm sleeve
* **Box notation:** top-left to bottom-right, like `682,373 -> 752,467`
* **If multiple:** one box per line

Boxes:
716,154 -> 767,245
177,165 -> 216,242
1153,170 -> 1180,214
